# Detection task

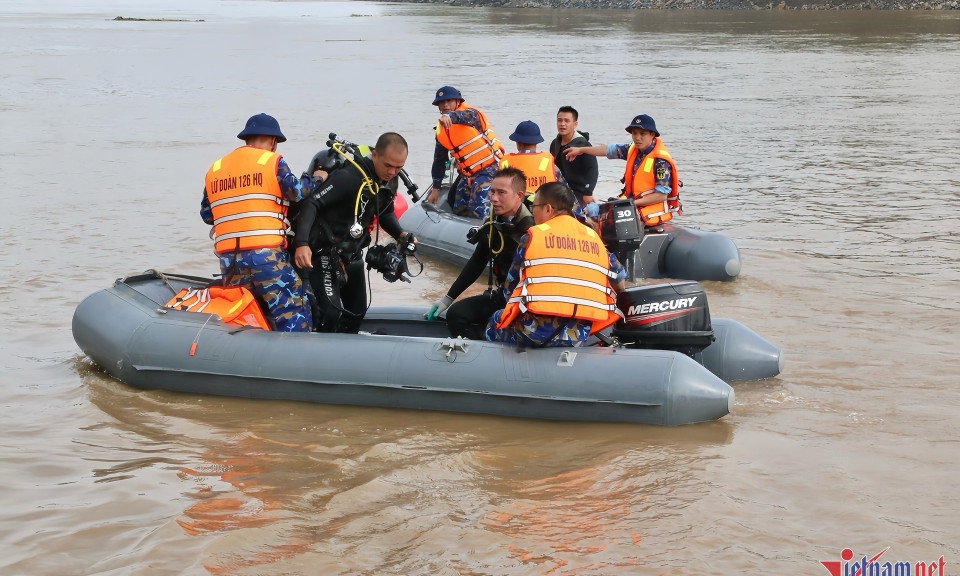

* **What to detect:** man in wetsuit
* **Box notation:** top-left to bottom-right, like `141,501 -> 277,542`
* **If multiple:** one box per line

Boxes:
425,167 -> 534,340
292,132 -> 416,333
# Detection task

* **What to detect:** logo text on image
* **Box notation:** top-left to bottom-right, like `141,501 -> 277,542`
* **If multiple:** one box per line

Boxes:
820,548 -> 946,576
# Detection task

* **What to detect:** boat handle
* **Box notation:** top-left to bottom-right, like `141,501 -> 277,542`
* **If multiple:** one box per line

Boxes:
439,340 -> 469,360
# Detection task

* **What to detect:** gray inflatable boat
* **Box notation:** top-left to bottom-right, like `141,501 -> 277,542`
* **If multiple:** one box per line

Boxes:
399,200 -> 742,282
72,271 -> 781,426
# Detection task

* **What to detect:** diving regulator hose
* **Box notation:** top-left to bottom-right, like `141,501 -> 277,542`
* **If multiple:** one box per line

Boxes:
329,141 -> 379,239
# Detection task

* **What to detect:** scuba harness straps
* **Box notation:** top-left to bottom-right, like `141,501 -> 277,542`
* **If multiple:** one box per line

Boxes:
328,141 -> 381,240
485,207 -> 502,294
475,206 -> 535,295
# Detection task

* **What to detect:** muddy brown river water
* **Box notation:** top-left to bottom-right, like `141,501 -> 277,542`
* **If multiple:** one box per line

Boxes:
1,1 -> 958,574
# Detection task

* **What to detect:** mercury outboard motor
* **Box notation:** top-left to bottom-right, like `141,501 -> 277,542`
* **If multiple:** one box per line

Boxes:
612,281 -> 715,356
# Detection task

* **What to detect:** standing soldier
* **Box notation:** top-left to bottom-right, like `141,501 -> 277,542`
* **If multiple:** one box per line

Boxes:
428,86 -> 505,219
201,113 -> 319,332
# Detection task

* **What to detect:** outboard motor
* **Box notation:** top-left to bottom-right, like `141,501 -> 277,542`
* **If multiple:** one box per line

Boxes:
612,281 -> 715,356
597,199 -> 644,280
597,199 -> 643,254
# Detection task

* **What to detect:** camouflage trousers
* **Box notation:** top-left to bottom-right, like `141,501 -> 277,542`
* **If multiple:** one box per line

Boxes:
485,310 -> 592,348
451,166 -> 497,219
218,247 -> 312,332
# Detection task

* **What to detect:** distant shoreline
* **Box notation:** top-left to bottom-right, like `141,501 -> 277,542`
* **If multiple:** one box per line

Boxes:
112,16 -> 205,22
375,0 -> 957,10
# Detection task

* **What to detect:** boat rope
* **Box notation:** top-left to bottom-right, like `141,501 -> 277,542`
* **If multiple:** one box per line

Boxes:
190,314 -> 214,356
155,270 -> 178,295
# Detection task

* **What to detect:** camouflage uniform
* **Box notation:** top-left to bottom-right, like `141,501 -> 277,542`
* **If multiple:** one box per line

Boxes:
486,308 -> 593,348
485,233 -> 626,347
201,156 -> 318,332
452,166 -> 496,219
218,248 -> 311,332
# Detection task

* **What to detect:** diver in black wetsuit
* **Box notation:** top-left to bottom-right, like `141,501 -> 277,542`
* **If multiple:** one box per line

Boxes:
292,132 -> 415,333
425,167 -> 534,340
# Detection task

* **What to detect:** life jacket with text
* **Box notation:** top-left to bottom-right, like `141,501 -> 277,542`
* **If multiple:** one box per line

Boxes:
164,285 -> 272,330
497,214 -> 622,334
620,138 -> 681,226
435,102 -> 505,177
500,151 -> 558,193
205,146 -> 289,254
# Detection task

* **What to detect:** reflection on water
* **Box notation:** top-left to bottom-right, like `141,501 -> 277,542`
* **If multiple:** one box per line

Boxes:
2,1 -> 959,574
77,366 -> 737,574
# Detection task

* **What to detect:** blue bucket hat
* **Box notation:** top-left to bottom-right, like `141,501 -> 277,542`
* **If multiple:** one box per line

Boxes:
432,86 -> 463,105
237,113 -> 287,143
508,120 -> 544,144
625,114 -> 659,137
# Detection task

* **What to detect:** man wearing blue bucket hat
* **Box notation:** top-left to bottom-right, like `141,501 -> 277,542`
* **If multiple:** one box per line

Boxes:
564,114 -> 681,227
200,113 -> 323,332
499,120 -> 566,195
429,86 -> 505,219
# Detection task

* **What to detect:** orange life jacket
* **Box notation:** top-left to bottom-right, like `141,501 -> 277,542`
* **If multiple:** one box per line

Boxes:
205,146 -> 289,254
500,151 -> 558,193
164,285 -> 272,330
497,215 -> 622,334
435,103 -> 504,177
620,138 -> 681,226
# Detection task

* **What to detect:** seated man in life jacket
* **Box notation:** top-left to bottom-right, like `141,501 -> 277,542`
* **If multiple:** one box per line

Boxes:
427,86 -> 505,219
485,182 -> 626,348
564,114 -> 681,228
501,120 -> 600,224
425,167 -> 535,340
499,120 -> 566,195
200,113 -> 322,332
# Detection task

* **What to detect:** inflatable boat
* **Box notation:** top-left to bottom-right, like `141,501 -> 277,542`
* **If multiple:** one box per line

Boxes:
305,137 -> 739,282
72,271 -> 781,426
399,198 -> 742,283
